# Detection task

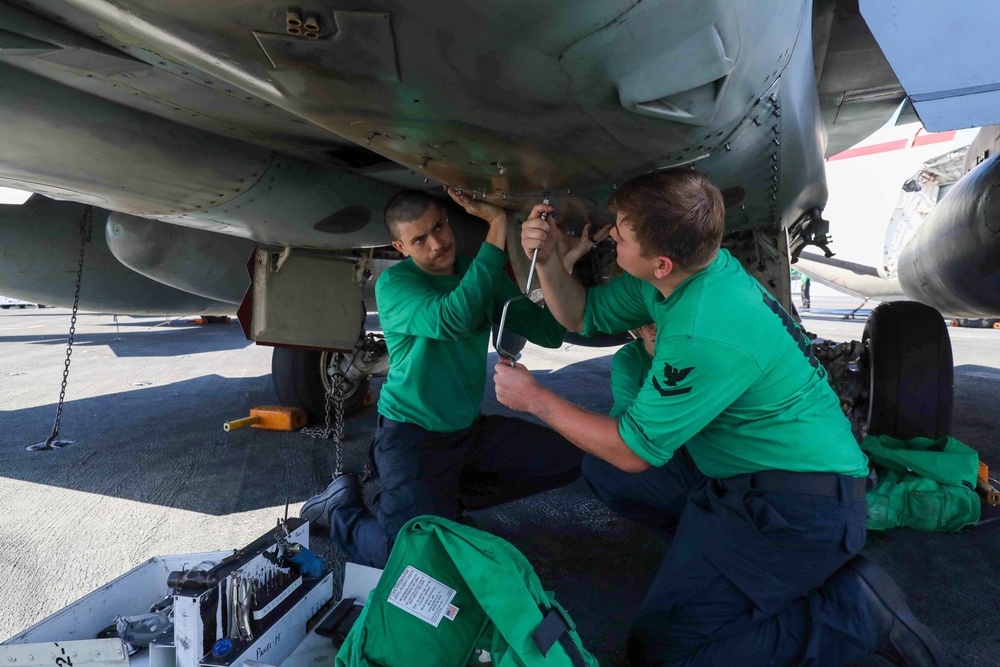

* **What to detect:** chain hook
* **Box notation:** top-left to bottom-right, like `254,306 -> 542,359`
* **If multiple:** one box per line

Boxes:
28,206 -> 93,452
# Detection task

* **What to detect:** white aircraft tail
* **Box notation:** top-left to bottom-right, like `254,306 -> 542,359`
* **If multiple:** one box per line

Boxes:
796,119 -> 977,300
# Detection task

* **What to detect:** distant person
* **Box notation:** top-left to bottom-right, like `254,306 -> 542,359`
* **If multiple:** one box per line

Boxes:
801,273 -> 812,310
299,189 -> 584,568
494,169 -> 945,666
610,323 -> 656,418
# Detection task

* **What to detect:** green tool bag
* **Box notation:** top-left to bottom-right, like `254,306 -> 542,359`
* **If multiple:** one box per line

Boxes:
335,516 -> 599,667
862,434 -> 981,532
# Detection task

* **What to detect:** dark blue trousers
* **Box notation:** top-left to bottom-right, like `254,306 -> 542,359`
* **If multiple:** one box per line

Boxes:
330,414 -> 583,568
582,453 -> 877,667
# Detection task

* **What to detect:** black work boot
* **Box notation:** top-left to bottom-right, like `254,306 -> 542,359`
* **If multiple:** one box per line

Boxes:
299,473 -> 363,531
845,556 -> 948,667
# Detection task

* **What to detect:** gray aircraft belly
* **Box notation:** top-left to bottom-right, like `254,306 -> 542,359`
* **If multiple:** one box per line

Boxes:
0,0 -> 823,232
0,1 -> 930,317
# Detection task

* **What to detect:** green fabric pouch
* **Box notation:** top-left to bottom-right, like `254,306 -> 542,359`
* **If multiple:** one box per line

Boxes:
862,434 -> 981,532
336,516 -> 599,667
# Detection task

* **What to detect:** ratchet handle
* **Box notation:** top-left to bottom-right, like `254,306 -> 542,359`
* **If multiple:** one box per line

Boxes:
525,197 -> 550,292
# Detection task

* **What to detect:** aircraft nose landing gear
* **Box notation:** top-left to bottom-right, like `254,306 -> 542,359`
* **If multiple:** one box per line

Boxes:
861,301 -> 954,440
271,331 -> 388,421
813,301 -> 954,442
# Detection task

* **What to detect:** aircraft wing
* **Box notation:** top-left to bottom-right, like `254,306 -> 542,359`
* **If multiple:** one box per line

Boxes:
795,251 -> 908,302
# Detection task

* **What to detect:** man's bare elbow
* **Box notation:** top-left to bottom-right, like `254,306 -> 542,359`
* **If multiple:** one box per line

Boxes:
618,456 -> 650,474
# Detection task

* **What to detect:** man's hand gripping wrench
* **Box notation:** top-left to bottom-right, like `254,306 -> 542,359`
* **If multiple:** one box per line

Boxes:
495,198 -> 549,365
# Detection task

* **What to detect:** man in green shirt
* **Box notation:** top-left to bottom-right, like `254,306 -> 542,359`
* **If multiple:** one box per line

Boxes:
300,188 -> 582,568
494,170 -> 945,666
605,321 -> 694,533
609,323 -> 656,418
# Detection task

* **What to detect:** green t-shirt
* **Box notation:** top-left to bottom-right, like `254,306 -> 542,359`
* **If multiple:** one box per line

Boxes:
583,249 -> 869,479
609,338 -> 653,418
377,243 -> 566,432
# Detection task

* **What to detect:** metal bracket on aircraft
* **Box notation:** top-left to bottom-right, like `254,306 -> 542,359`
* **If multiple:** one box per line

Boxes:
271,247 -> 293,273
788,208 -> 834,261
353,248 -> 375,287
272,247 -> 372,280
247,248 -> 366,350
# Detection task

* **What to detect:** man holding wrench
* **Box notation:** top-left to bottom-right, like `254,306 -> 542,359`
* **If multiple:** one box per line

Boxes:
493,170 -> 945,667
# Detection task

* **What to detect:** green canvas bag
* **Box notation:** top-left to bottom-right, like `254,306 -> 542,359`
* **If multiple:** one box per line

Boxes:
862,434 -> 981,532
335,516 -> 599,667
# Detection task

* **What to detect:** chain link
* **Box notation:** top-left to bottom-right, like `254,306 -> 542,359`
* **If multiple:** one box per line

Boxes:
321,380 -> 334,434
333,370 -> 345,475
302,353 -> 348,477
28,206 -> 93,452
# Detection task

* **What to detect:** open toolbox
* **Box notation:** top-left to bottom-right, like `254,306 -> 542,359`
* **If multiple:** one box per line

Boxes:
1,519 -> 382,667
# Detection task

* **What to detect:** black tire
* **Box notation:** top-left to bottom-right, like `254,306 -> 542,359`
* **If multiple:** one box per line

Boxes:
863,301 -> 953,439
271,347 -> 371,421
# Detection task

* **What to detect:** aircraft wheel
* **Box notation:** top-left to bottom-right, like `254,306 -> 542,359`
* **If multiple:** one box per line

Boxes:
862,301 -> 953,439
271,347 -> 371,422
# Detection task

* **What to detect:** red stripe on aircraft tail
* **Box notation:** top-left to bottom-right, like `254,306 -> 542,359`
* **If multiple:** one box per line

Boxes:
827,130 -> 959,162
827,139 -> 910,161
912,130 -> 957,147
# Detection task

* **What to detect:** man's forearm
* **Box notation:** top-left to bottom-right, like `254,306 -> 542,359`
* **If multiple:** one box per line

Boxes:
485,215 -> 507,250
529,388 -> 649,473
536,260 -> 588,332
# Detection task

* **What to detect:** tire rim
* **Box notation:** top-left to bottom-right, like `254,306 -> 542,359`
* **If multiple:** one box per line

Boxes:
320,350 -> 362,399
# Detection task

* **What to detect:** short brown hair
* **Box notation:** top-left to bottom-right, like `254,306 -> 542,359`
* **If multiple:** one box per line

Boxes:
384,190 -> 440,240
608,169 -> 724,271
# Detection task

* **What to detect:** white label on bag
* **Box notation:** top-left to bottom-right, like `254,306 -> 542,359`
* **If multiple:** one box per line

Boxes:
386,565 -> 457,627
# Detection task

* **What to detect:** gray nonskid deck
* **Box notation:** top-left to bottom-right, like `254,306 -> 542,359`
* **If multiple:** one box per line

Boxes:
1,300 -> 997,665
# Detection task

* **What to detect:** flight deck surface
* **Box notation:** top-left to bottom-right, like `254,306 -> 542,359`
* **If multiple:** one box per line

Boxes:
2,299 -> 997,665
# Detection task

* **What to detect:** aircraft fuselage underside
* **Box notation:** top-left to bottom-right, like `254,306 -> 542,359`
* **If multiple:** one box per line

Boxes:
0,1 -> 909,335
0,2 -> 825,240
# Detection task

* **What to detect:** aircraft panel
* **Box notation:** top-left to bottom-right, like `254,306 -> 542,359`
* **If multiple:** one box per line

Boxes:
861,0 -> 1000,131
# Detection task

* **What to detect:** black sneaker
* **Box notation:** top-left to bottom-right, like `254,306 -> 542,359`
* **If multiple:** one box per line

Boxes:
299,473 -> 363,531
845,556 -> 948,667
